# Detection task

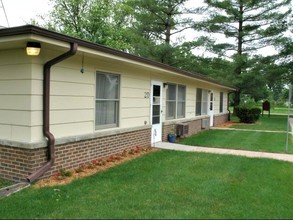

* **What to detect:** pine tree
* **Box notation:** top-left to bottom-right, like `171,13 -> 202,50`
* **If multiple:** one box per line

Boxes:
126,0 -> 196,64
195,0 -> 291,106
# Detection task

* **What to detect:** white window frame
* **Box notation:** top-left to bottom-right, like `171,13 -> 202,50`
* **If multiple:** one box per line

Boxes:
196,88 -> 209,116
166,84 -> 186,120
95,72 -> 120,130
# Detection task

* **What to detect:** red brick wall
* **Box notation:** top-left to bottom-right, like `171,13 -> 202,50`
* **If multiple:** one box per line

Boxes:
1,115 -> 230,182
214,114 -> 229,126
162,117 -> 210,141
0,128 -> 151,182
186,119 -> 207,136
162,114 -> 229,141
162,124 -> 176,142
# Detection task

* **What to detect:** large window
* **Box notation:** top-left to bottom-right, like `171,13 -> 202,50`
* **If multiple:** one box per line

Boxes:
166,84 -> 186,119
220,92 -> 224,113
95,72 -> 120,129
196,88 -> 208,116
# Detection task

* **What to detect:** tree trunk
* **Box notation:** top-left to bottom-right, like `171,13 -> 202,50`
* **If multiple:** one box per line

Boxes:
233,1 -> 244,112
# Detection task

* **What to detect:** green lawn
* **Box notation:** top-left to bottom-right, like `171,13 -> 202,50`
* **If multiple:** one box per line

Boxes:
231,115 -> 288,131
180,115 -> 293,154
270,107 -> 291,115
0,150 -> 293,219
180,130 -> 293,154
229,106 -> 292,115
0,179 -> 14,189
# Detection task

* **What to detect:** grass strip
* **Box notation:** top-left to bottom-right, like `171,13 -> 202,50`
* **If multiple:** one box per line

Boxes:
231,115 -> 288,131
0,179 -> 14,189
180,130 -> 293,154
0,151 -> 293,219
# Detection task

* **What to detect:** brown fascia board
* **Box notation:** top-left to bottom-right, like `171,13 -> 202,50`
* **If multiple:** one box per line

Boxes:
0,25 -> 237,91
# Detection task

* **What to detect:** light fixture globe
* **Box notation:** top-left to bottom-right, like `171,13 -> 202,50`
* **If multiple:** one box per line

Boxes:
26,42 -> 41,56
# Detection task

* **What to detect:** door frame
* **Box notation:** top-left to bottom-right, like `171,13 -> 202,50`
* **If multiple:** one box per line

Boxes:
209,91 -> 214,127
150,81 -> 163,145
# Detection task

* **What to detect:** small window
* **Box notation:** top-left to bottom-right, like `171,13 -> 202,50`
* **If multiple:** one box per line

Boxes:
220,92 -> 224,113
95,72 -> 120,129
196,88 -> 208,116
177,85 -> 186,118
166,84 -> 176,119
166,84 -> 186,120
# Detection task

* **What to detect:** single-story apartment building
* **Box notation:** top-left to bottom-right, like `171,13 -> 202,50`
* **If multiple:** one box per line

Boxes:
0,25 -> 236,182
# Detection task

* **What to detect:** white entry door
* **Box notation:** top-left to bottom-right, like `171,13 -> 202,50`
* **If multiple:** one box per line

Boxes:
151,81 -> 162,145
209,91 -> 214,127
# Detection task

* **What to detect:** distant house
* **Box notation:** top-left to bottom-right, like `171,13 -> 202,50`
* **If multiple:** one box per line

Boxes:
0,25 -> 236,182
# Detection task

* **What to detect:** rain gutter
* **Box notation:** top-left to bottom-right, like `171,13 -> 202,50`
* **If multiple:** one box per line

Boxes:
26,42 -> 78,183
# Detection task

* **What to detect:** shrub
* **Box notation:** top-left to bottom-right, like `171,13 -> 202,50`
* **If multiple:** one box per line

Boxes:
235,106 -> 261,123
59,169 -> 73,177
97,159 -> 106,166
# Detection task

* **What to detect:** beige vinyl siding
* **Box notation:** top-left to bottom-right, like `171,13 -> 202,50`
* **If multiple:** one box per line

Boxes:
0,49 -> 38,142
120,70 -> 151,128
48,56 -> 95,139
0,124 -> 32,142
51,122 -> 94,138
0,64 -> 32,80
185,86 -> 196,118
51,109 -> 93,124
213,90 -> 220,114
51,96 -> 94,110
0,43 -> 233,144
0,48 -> 97,142
0,110 -> 33,125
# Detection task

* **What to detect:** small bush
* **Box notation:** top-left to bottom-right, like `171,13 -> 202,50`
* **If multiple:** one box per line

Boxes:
235,106 -> 261,123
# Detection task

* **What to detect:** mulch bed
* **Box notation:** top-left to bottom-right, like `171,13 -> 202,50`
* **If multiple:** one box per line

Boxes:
34,147 -> 155,188
215,120 -> 257,128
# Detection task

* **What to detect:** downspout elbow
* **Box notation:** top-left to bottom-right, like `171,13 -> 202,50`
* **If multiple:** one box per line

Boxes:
26,43 -> 78,183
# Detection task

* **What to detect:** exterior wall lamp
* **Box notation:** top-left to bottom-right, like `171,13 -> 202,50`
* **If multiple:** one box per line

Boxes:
26,42 -> 41,56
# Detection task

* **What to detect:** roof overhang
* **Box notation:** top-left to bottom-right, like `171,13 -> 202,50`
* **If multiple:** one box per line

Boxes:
0,25 -> 237,91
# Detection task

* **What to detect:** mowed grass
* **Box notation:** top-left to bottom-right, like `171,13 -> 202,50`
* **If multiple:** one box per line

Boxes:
231,115 -> 288,131
180,115 -> 293,154
180,130 -> 293,154
230,106 -> 291,115
1,150 -> 293,219
270,107 -> 291,115
0,179 -> 14,189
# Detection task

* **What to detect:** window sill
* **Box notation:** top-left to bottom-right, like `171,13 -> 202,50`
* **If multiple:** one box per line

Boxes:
163,115 -> 209,125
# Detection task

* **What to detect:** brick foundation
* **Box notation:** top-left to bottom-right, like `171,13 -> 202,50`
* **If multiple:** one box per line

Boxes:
162,114 -> 229,142
1,115 -> 229,182
0,128 -> 151,182
214,114 -> 229,127
162,117 -> 210,141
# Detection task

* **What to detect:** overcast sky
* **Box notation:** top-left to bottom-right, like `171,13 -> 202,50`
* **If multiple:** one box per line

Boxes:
0,0 -> 204,28
0,0 -> 51,27
0,0 -> 278,56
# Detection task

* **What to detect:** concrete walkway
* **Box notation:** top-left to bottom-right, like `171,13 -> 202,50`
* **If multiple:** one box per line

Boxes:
0,182 -> 30,200
210,127 -> 287,133
154,142 -> 293,163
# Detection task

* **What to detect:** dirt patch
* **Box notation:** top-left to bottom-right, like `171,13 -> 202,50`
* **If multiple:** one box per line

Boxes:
216,121 -> 237,128
34,147 -> 155,188
216,120 -> 258,128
